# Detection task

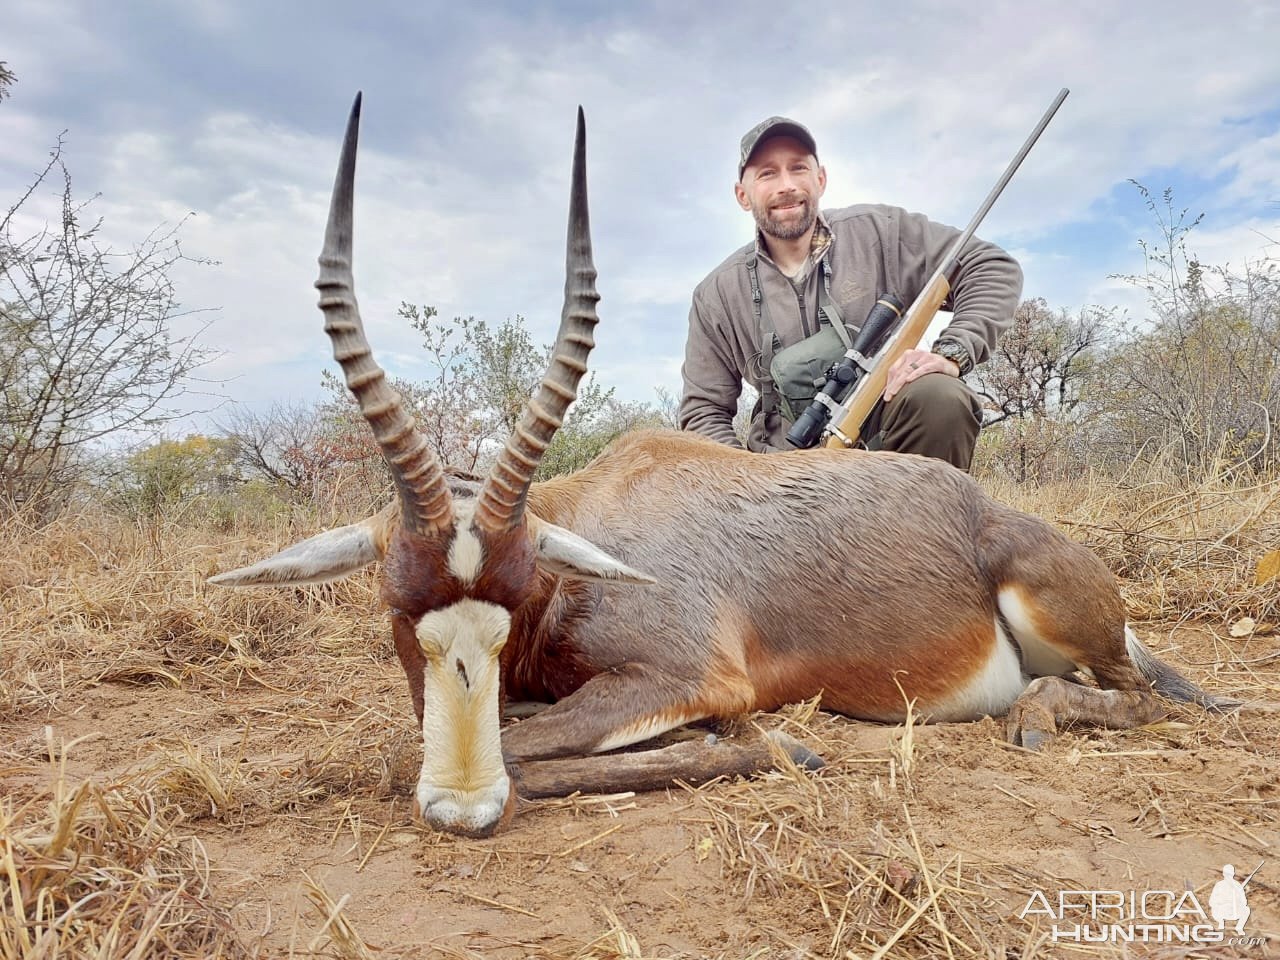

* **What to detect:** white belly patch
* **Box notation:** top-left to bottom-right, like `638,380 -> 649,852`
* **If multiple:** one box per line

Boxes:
923,617 -> 1028,721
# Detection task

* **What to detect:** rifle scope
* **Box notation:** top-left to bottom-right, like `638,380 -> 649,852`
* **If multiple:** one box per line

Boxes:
785,293 -> 905,449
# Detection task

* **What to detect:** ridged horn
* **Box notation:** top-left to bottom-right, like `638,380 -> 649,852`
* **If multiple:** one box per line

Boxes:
316,93 -> 453,535
474,107 -> 599,533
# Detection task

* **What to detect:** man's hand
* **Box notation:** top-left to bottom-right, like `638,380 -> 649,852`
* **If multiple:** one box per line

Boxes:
883,349 -> 960,402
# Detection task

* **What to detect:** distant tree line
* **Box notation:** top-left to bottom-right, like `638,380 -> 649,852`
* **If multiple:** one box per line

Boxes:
74,304 -> 680,527
971,185 -> 1279,483
207,304 -> 675,522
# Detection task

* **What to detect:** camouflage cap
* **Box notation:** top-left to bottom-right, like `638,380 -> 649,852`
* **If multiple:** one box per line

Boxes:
738,116 -> 818,180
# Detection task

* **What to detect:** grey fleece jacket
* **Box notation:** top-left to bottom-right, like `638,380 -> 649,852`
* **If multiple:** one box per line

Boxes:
678,203 -> 1023,451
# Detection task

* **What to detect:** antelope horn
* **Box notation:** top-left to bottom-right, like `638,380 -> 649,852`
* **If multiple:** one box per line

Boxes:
475,107 -> 599,532
316,93 -> 453,535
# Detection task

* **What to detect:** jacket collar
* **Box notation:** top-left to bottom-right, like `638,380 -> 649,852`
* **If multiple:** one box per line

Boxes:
754,212 -> 832,282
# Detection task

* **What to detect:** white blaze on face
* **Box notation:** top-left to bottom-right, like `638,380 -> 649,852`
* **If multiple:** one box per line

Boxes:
447,505 -> 484,584
414,598 -> 512,834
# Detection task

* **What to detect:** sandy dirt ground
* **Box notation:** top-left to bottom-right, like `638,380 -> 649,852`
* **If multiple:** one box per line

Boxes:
4,612 -> 1277,959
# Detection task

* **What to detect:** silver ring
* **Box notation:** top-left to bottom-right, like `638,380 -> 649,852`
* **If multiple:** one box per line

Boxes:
909,361 -> 919,370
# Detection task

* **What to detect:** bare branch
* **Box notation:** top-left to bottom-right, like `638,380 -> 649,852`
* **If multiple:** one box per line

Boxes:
1,143 -> 216,515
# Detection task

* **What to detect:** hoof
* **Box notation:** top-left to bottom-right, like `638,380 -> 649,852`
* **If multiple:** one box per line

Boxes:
765,730 -> 826,771
1014,728 -> 1052,752
1005,699 -> 1056,752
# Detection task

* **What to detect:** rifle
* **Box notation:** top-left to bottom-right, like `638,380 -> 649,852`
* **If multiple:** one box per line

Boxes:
1241,860 -> 1265,888
784,88 -> 1070,451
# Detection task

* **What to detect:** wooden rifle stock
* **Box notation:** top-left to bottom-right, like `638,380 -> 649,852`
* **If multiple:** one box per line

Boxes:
820,88 -> 1070,451
822,275 -> 951,449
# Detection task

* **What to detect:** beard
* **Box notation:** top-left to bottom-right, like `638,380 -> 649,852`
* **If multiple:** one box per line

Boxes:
752,194 -> 817,241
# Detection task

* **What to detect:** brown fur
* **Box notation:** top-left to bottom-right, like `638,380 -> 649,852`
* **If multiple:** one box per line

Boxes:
691,607 -> 759,717
502,572 -> 600,703
746,618 -> 999,721
370,430 -> 1188,748
381,530 -> 462,618
390,614 -> 427,724
471,523 -> 539,609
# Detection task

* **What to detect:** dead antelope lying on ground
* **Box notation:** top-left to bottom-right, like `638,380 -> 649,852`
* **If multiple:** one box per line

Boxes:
212,96 -> 1228,838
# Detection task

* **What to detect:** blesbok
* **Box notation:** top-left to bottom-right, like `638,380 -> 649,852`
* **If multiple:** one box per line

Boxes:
212,96 -> 1227,838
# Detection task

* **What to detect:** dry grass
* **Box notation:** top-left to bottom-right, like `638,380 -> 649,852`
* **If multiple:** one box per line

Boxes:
0,733 -> 251,959
301,874 -> 377,960
985,469 -> 1280,625
677,712 -> 1011,959
0,508 -> 389,722
670,701 -> 1280,959
0,475 -> 1277,958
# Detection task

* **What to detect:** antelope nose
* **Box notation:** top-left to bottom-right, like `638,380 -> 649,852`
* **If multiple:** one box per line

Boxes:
415,775 -> 514,838
423,803 -> 503,839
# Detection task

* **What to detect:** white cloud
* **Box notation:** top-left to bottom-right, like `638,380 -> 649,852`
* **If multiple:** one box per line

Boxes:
1215,130 -> 1280,210
3,0 -> 1279,435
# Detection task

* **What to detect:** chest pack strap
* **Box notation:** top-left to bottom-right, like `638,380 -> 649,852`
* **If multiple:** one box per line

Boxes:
818,258 -> 853,349
747,251 -> 853,421
746,254 -> 785,422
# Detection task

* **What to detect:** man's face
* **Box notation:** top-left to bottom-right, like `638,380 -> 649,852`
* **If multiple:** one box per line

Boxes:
735,136 -> 827,241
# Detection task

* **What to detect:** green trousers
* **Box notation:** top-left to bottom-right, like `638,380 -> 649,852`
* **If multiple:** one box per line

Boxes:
861,373 -> 982,471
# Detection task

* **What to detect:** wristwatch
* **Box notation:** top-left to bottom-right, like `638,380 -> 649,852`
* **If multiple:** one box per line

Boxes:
931,339 -> 972,377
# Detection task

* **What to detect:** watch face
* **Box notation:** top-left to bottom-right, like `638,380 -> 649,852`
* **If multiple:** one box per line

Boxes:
935,343 -> 968,372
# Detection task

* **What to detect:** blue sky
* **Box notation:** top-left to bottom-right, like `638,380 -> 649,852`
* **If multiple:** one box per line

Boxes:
4,0 -> 1279,428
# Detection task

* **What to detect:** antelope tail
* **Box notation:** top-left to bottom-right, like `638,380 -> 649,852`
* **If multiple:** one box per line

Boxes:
1124,627 -> 1240,713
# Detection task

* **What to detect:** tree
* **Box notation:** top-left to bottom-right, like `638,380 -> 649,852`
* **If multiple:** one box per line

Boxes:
109,434 -> 236,523
0,141 -> 213,514
970,298 -> 1115,482
0,61 -> 15,102
219,308 -> 661,508
973,298 -> 1113,425
394,302 -> 616,477
468,311 -> 544,436
532,394 -> 665,479
1100,183 -> 1280,475
219,401 -> 340,496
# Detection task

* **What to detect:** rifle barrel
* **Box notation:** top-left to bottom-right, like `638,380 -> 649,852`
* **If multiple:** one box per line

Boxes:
1242,859 -> 1265,887
936,88 -> 1070,278
819,87 -> 1071,450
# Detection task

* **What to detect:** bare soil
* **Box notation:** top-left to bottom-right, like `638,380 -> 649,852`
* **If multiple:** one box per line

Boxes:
5,616 -> 1278,959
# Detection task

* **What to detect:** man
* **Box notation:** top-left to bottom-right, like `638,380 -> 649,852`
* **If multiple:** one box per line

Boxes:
678,116 -> 1022,470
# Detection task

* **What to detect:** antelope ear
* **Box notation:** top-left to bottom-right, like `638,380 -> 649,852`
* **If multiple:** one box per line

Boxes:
209,508 -> 395,587
528,516 -> 656,585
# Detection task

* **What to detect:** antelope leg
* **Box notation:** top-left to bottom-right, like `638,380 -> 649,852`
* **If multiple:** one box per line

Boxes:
510,731 -> 823,799
501,662 -> 706,762
1005,676 -> 1167,751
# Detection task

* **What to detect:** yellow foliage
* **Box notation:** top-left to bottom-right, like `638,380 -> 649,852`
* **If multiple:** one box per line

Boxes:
1254,547 -> 1280,586
1257,549 -> 1280,586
